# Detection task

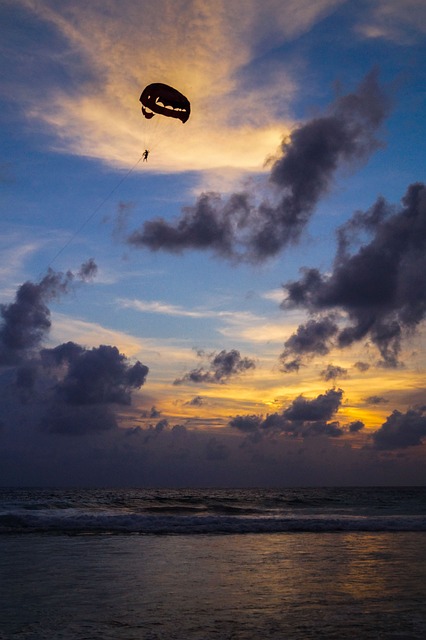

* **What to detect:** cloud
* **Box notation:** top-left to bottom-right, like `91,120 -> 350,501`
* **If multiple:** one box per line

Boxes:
356,0 -> 426,44
128,71 -> 390,261
349,420 -> 364,433
364,395 -> 389,405
205,437 -> 229,461
15,365 -> 38,392
174,349 -> 256,385
283,388 -> 343,422
302,420 -> 344,437
77,258 -> 98,281
279,316 -> 338,371
229,414 -> 263,433
0,268 -> 149,436
118,298 -> 271,348
282,182 -> 426,366
230,388 -> 345,438
140,406 -> 162,419
320,364 -> 348,381
119,298 -> 208,319
186,396 -> 204,407
372,407 -> 426,449
0,236 -> 43,284
30,345 -> 148,437
8,0 -> 345,173
18,340 -> 149,436
354,361 -> 370,372
141,419 -> 170,443
0,264 -> 95,365
41,342 -> 148,406
41,404 -> 119,435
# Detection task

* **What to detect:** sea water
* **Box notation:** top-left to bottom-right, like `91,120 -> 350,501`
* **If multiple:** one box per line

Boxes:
1,487 -> 425,639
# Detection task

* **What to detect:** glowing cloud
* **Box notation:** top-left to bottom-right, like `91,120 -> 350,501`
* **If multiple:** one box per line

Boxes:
13,0 -> 344,172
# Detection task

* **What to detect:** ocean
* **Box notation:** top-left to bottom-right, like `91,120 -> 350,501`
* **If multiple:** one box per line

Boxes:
1,487 -> 425,639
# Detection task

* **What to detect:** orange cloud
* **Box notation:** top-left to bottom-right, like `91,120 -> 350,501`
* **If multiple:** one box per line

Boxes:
17,0 -> 344,172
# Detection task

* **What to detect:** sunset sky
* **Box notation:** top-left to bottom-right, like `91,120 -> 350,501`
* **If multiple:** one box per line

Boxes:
1,0 -> 425,486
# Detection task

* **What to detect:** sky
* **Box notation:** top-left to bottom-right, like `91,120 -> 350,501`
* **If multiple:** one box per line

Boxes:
1,0 -> 425,487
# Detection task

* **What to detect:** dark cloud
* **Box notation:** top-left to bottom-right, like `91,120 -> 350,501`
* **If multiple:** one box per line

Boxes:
230,388 -> 344,439
77,258 -> 98,281
42,350 -> 148,436
129,192 -> 238,259
143,406 -> 161,419
42,404 -> 119,435
364,395 -> 389,405
280,358 -> 303,373
138,418 -> 170,444
280,316 -> 338,371
372,407 -> 426,449
0,263 -> 98,365
302,420 -> 343,438
205,437 -> 229,461
42,343 -> 148,406
171,424 -> 188,438
128,71 -> 389,263
0,269 -> 73,365
38,344 -> 149,435
0,267 -> 149,437
261,412 -> 290,431
15,365 -> 37,391
229,414 -> 263,433
186,395 -> 204,406
354,361 -> 370,372
174,349 -> 255,385
14,365 -> 38,403
41,340 -> 85,367
142,419 -> 169,443
282,182 -> 426,366
349,420 -> 365,433
283,388 -> 344,422
154,418 -> 168,432
320,364 -> 348,381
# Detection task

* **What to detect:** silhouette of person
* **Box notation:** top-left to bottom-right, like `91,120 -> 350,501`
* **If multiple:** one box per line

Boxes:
142,149 -> 149,162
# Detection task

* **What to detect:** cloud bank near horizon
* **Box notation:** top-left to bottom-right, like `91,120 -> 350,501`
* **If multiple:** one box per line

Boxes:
1,267 -> 424,452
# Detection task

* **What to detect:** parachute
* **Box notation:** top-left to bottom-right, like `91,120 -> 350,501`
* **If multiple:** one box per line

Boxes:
140,83 -> 191,124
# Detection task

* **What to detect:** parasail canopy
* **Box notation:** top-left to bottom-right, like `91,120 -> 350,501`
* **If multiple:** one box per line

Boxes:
140,83 -> 191,124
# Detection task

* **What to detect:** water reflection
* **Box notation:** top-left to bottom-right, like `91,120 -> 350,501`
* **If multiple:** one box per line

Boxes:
1,532 -> 425,639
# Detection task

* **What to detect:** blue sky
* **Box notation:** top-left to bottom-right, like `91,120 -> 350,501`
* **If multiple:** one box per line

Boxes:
1,0 -> 425,487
